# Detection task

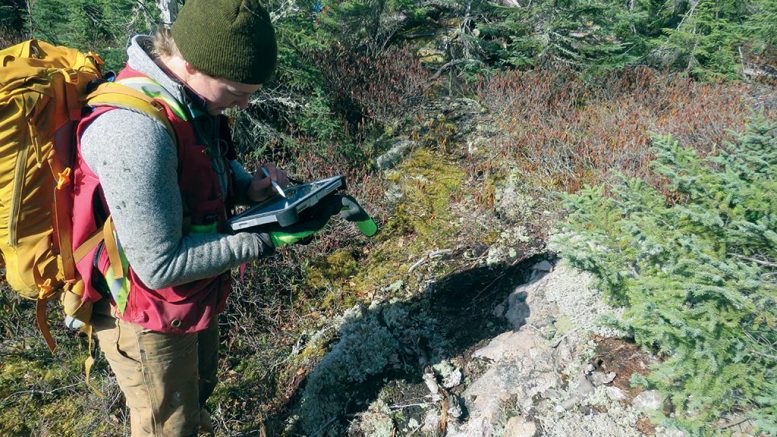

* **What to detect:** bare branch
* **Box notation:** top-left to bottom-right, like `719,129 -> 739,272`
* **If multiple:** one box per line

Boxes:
156,0 -> 178,27
729,253 -> 777,268
430,59 -> 480,81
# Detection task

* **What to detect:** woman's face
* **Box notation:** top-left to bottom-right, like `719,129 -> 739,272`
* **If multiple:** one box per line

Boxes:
185,67 -> 261,115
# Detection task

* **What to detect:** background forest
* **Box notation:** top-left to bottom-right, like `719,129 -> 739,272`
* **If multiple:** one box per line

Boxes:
1,0 -> 776,436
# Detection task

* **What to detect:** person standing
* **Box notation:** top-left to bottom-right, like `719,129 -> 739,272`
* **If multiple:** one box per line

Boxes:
73,1 -> 303,435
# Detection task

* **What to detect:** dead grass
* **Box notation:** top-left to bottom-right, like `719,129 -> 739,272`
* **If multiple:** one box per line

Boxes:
475,66 -> 772,192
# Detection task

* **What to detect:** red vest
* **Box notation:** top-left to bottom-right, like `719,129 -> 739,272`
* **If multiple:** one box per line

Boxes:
72,66 -> 233,333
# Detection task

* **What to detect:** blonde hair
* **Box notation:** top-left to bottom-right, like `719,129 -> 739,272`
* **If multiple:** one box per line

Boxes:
151,28 -> 181,59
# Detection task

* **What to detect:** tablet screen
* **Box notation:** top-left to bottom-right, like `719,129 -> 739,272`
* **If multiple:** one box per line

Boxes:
255,183 -> 309,210
253,179 -> 324,210
227,175 -> 345,230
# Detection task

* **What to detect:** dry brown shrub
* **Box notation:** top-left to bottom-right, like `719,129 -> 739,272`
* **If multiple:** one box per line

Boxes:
314,43 -> 432,135
475,66 -> 771,191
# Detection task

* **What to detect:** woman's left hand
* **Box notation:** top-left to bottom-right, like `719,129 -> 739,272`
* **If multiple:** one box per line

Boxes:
247,162 -> 289,202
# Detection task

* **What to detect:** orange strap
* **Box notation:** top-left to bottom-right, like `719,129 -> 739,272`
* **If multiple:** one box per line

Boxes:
31,237 -> 53,293
32,238 -> 60,300
103,216 -> 124,280
61,68 -> 83,121
73,223 -> 105,263
50,161 -> 76,282
68,217 -> 122,278
70,216 -> 124,267
34,216 -> 118,355
31,235 -> 59,354
36,299 -> 57,353
83,324 -> 104,398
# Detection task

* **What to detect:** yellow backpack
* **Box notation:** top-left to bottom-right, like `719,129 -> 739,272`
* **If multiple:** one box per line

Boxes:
0,39 -> 174,352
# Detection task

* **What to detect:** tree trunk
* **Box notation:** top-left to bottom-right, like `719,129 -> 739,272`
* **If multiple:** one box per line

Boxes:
157,0 -> 179,27
26,0 -> 33,37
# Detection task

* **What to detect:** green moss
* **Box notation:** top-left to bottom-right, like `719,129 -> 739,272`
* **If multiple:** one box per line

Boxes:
350,149 -> 464,295
349,243 -> 410,296
318,288 -> 359,312
0,350 -> 117,436
275,144 -> 472,433
394,148 -> 463,229
298,148 -> 465,307
304,250 -> 359,291
298,341 -> 327,363
301,249 -> 363,314
482,171 -> 501,208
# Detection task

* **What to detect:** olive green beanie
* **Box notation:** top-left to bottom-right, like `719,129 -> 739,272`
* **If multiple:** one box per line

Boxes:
171,0 -> 277,84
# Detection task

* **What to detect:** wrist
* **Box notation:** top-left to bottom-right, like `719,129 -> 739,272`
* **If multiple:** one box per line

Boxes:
254,232 -> 276,255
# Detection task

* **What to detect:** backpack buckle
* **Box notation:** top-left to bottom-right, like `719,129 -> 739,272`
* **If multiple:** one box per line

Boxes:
86,51 -> 104,67
55,167 -> 72,190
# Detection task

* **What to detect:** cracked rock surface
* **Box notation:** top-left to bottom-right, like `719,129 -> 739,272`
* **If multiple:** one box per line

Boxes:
448,261 -> 650,437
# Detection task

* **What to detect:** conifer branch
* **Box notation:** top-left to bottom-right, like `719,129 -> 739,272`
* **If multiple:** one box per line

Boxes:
728,253 -> 777,268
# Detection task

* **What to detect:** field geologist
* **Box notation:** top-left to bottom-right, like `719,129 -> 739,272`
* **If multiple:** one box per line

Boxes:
74,0 -> 320,434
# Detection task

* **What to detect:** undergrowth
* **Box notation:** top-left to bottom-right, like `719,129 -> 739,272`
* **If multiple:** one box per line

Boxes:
475,66 -> 764,192
0,291 -> 124,436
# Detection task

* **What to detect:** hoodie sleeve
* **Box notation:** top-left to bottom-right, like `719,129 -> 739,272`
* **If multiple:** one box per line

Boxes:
80,109 -> 272,290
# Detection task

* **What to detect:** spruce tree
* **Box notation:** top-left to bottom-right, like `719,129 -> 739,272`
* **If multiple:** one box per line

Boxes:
553,119 -> 777,433
0,0 -> 27,46
24,0 -> 158,70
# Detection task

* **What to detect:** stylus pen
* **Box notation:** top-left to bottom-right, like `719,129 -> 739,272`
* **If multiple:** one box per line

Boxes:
261,166 -> 287,199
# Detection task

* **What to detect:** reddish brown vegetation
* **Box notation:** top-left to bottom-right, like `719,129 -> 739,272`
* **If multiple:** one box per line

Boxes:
314,43 -> 432,135
475,66 -> 769,191
255,44 -> 434,228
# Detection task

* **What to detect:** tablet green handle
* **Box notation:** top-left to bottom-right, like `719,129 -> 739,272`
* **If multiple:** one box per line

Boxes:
269,228 -> 318,247
256,195 -> 377,248
355,217 -> 378,237
339,196 -> 378,237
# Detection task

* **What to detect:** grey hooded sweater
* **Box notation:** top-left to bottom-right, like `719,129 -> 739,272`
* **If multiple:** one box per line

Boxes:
80,35 -> 269,290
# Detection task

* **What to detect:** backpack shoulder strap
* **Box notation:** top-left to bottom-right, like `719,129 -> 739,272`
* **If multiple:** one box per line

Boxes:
56,82 -> 179,329
114,76 -> 190,122
85,82 -> 177,143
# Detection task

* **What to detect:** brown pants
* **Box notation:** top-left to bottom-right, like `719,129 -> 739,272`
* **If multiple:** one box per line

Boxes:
92,301 -> 219,437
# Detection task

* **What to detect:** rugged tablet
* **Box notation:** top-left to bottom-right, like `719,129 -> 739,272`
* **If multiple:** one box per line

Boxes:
227,175 -> 345,231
